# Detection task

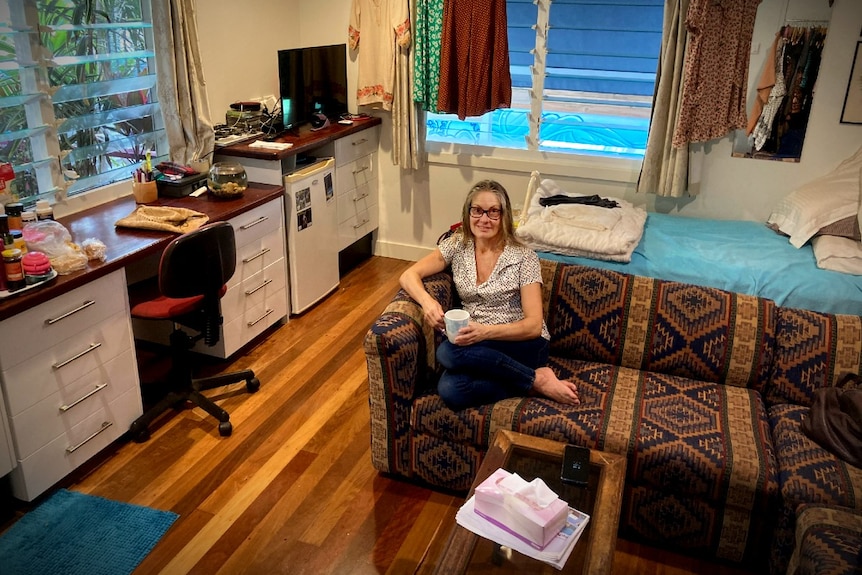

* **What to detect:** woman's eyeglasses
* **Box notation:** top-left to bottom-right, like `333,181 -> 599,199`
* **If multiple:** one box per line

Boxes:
469,206 -> 502,220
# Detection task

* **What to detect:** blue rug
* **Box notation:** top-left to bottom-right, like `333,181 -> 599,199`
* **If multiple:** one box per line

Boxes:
0,489 -> 178,575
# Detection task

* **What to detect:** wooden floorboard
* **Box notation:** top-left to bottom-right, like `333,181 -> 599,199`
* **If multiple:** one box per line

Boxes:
0,255 -> 758,574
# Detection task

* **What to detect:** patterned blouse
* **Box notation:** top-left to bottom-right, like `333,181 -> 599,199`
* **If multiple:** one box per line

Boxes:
438,234 -> 550,340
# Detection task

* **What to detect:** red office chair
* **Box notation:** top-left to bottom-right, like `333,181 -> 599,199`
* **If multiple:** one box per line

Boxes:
128,221 -> 259,442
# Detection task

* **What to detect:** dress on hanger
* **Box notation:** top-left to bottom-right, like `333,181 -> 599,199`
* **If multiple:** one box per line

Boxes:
436,0 -> 511,120
349,0 -> 411,111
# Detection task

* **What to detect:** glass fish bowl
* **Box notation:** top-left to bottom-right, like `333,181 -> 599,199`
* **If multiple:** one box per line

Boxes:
207,161 -> 248,198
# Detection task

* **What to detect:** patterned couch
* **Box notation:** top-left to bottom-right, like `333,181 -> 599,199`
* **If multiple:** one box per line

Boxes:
364,261 -> 862,572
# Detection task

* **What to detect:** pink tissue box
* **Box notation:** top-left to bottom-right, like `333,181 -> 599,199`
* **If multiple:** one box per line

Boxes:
473,468 -> 569,549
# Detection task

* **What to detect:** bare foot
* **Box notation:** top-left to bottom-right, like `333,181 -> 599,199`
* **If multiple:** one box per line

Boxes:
532,367 -> 580,405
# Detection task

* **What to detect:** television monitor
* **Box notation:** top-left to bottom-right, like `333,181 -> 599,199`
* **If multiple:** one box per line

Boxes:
278,43 -> 348,131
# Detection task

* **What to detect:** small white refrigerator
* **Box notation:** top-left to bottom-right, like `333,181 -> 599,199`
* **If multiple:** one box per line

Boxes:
284,157 -> 339,314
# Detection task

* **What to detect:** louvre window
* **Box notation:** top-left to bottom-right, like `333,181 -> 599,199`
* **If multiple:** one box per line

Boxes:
426,0 -> 663,159
0,0 -> 164,204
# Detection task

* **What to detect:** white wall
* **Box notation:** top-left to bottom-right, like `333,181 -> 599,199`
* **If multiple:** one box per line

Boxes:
196,1 -> 303,119
196,0 -> 360,123
195,0 -> 862,262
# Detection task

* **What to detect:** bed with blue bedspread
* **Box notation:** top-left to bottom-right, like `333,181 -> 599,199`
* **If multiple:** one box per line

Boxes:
535,212 -> 862,316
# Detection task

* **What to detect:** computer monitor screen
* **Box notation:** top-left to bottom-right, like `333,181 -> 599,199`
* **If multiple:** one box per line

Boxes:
278,44 -> 348,131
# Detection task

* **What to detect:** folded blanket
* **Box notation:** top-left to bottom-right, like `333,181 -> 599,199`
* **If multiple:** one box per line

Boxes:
115,205 -> 209,234
516,173 -> 647,262
540,203 -> 622,232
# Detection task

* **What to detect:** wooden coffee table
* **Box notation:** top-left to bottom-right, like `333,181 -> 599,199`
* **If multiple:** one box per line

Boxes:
426,430 -> 626,574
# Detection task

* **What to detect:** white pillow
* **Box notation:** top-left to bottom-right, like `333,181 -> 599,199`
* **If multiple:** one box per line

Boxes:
812,235 -> 862,275
767,145 -> 862,248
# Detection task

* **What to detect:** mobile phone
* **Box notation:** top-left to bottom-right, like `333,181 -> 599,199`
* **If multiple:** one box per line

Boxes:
561,444 -> 591,486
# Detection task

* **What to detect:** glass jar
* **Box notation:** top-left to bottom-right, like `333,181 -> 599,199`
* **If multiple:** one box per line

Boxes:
3,247 -> 24,291
207,161 -> 248,198
5,202 -> 23,230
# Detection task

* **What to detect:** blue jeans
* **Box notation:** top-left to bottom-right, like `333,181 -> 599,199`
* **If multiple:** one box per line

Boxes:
436,338 -> 549,411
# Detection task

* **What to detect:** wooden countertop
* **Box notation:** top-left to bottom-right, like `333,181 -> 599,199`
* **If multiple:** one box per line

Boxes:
0,182 -> 284,321
215,116 -> 381,161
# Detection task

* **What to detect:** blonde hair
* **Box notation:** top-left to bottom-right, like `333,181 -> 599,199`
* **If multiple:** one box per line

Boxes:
458,180 -> 522,248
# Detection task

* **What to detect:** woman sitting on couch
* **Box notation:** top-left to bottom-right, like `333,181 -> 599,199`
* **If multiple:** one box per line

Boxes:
399,180 -> 580,410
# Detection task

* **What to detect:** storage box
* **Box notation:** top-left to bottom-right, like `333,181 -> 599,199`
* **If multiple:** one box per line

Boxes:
473,468 -> 569,549
156,173 -> 207,198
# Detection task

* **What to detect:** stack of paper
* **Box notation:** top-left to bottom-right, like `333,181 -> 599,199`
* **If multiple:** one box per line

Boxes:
456,496 -> 590,570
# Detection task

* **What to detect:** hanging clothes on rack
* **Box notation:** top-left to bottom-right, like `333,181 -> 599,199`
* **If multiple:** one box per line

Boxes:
750,36 -> 787,151
747,23 -> 827,159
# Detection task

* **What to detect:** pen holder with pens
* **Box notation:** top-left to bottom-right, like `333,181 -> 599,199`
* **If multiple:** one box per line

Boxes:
133,180 -> 158,204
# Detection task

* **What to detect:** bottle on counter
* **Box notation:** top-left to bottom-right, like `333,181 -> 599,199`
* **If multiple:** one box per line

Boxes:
10,230 -> 26,254
35,200 -> 54,221
2,247 -> 24,291
21,210 -> 36,226
5,202 -> 23,230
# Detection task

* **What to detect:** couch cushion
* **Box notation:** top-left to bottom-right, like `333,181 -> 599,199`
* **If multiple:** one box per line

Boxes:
767,308 -> 862,407
766,403 -> 862,574
411,355 -> 780,560
540,261 -> 776,392
787,504 -> 862,575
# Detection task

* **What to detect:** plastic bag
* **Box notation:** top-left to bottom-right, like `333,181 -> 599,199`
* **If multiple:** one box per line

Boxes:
81,238 -> 107,261
22,220 -> 88,274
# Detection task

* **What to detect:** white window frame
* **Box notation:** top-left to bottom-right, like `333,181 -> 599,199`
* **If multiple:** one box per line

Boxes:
0,0 -> 165,207
426,0 -> 661,184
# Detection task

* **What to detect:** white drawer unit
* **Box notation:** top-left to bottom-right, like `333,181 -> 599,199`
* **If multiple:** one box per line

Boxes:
0,269 -> 143,501
333,126 -> 380,251
132,195 -> 288,358
0,393 -> 14,479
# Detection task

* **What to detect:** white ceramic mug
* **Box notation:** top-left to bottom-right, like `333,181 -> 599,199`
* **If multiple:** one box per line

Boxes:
444,309 -> 470,343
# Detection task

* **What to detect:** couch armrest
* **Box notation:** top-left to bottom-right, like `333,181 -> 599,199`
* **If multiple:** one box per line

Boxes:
364,272 -> 454,477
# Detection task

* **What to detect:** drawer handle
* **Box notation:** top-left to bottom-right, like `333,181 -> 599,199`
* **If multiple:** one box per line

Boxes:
59,383 -> 108,412
245,278 -> 273,296
66,421 -> 112,454
45,300 -> 96,325
53,342 -> 102,370
351,138 -> 368,146
240,216 -> 268,230
247,308 -> 274,327
352,166 -> 368,175
353,219 -> 370,229
353,193 -> 369,202
242,247 -> 270,264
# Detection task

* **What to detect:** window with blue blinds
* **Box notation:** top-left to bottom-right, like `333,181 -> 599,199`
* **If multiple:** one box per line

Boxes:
427,0 -> 663,159
0,0 -> 164,204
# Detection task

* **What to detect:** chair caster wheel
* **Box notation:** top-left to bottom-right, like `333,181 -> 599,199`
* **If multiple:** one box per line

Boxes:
247,377 -> 260,393
218,421 -> 232,436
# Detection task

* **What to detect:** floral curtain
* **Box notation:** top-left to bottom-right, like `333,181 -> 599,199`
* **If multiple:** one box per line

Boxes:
151,0 -> 214,164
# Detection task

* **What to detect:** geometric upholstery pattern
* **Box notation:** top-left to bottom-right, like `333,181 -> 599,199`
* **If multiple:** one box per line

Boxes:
541,260 -> 776,393
365,272 -> 453,477
767,308 -> 862,407
787,504 -> 862,575
364,260 -> 862,571
767,403 -> 862,574
410,356 -> 779,564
